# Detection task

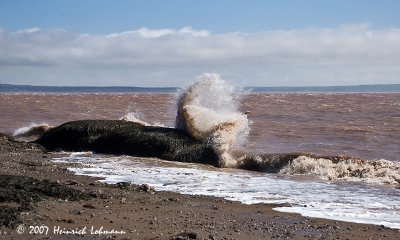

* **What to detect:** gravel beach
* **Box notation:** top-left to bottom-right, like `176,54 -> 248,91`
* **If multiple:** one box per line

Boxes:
0,134 -> 399,240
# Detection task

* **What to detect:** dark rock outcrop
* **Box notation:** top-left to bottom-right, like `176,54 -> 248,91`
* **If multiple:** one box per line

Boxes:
0,133 -> 46,155
35,120 -> 220,166
0,175 -> 89,228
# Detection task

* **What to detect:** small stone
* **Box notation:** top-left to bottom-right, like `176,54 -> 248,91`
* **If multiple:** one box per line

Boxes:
67,181 -> 78,185
139,184 -> 155,193
83,204 -> 96,209
89,192 -> 99,198
116,182 -> 135,190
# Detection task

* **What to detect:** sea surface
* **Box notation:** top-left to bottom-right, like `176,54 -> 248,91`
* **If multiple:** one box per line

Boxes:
1,91 -> 400,229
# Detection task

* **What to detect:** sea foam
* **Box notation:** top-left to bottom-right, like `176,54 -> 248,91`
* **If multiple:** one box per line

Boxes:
280,156 -> 400,184
53,153 -> 400,229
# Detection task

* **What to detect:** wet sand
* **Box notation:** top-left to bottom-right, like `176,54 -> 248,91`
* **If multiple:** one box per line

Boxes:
0,134 -> 399,240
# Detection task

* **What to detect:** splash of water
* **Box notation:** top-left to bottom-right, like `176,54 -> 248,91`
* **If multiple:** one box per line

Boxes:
120,112 -> 149,126
13,122 -> 53,138
120,111 -> 166,127
175,73 -> 250,167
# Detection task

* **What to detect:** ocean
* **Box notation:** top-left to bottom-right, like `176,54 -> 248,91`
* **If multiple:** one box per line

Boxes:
1,78 -> 399,229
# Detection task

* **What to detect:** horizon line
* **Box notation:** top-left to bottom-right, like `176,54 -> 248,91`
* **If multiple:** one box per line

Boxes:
1,83 -> 400,89
1,83 -> 400,93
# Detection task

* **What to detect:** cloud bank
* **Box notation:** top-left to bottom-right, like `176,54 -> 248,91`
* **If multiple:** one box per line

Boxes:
0,25 -> 399,86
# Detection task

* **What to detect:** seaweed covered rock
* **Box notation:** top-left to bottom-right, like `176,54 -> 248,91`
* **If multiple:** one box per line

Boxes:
0,132 -> 46,156
35,120 -> 220,166
0,175 -> 89,228
0,133 -> 15,142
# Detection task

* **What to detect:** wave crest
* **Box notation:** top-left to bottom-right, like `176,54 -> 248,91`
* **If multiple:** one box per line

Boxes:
13,123 -> 53,138
280,156 -> 400,184
175,73 -> 250,167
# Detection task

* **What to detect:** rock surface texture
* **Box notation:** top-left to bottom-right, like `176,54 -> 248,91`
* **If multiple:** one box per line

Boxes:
35,120 -> 220,166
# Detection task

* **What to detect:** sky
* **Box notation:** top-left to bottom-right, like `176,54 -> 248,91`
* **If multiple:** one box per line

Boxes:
0,0 -> 399,87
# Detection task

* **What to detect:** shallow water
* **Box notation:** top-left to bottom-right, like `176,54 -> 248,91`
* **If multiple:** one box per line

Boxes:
54,152 -> 400,229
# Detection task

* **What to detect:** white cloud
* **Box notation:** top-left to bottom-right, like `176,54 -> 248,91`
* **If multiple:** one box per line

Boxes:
0,25 -> 399,86
106,27 -> 175,38
11,27 -> 41,34
106,27 -> 210,39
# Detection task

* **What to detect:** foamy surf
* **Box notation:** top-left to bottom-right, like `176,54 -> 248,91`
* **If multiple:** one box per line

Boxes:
280,155 -> 400,185
232,152 -> 400,185
52,153 -> 400,229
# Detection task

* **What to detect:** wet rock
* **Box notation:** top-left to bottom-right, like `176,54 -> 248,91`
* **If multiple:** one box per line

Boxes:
36,120 -> 219,166
83,204 -> 96,209
0,133 -> 15,142
116,182 -> 137,191
138,184 -> 155,193
0,175 -> 89,228
0,175 -> 88,203
0,206 -> 21,228
0,133 -> 46,155
171,232 -> 197,240
89,191 -> 100,198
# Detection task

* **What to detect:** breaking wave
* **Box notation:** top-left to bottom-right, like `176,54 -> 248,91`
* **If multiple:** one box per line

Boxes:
175,73 -> 250,167
13,123 -> 53,138
280,156 -> 400,184
175,74 -> 400,185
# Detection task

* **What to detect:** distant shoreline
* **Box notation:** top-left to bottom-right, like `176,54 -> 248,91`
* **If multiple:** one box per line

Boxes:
1,83 -> 400,93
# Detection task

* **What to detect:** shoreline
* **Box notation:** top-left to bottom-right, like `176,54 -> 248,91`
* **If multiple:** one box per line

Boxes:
1,135 -> 399,239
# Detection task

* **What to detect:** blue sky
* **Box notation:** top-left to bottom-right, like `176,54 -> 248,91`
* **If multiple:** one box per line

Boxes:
2,0 -> 399,33
0,0 -> 399,87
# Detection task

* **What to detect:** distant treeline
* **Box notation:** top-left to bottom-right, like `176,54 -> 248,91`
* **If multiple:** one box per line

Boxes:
1,83 -> 400,93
